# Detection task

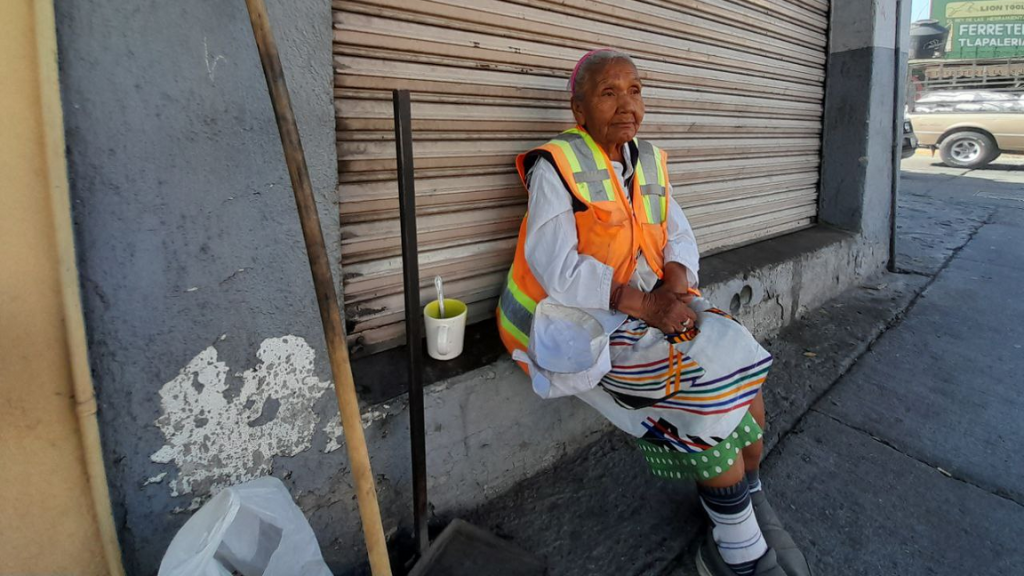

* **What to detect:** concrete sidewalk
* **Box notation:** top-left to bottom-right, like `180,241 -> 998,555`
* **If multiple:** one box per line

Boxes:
445,164 -> 1017,575
754,167 -> 1024,575
760,234 -> 1024,572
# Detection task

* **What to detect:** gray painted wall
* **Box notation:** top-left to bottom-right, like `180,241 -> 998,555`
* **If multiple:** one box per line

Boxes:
818,46 -> 896,239
55,0 -> 337,572
819,0 -> 911,246
55,0 -> 902,574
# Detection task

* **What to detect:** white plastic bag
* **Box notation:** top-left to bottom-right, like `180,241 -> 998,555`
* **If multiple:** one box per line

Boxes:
159,476 -> 333,576
512,299 -> 611,399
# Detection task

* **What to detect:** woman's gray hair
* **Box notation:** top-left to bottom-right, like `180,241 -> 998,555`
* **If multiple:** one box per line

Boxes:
569,50 -> 637,102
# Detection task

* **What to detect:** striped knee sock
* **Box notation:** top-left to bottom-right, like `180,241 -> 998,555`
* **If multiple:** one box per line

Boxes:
698,480 -> 768,576
746,470 -> 762,494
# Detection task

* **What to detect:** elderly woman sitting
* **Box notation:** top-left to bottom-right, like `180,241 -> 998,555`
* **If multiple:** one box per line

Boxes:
496,50 -> 811,576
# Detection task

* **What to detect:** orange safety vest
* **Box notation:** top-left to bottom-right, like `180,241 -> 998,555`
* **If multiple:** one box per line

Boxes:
496,126 -> 671,368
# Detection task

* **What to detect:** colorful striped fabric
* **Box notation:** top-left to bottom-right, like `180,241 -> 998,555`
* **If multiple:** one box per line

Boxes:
650,358 -> 770,416
574,298 -> 773,481
600,316 -> 771,418
609,327 -> 648,347
603,346 -> 706,397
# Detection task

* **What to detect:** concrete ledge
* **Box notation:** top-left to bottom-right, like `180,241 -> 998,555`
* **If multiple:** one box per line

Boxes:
696,225 -> 887,340
701,226 -> 852,287
353,226 -> 868,406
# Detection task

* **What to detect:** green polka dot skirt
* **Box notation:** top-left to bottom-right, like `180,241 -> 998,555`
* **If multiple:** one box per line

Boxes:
636,412 -> 764,481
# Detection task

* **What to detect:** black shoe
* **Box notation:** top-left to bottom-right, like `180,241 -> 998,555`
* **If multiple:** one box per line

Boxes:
750,490 -> 811,576
696,527 -> 787,576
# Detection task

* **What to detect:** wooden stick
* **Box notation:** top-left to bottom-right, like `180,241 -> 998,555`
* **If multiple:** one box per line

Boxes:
241,1 -> 392,574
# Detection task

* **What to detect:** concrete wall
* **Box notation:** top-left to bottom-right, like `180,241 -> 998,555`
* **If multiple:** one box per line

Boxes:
55,0 -> 338,573
56,0 -> 904,574
0,1 -> 113,573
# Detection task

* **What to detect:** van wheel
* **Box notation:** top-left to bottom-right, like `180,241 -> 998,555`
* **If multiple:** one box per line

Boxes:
939,131 -> 999,169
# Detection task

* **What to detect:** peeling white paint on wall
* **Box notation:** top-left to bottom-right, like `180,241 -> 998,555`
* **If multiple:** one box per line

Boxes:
150,335 -> 331,497
321,404 -> 392,454
322,418 -> 345,454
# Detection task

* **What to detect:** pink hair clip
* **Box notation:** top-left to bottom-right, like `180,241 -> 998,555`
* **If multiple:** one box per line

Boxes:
568,48 -> 616,94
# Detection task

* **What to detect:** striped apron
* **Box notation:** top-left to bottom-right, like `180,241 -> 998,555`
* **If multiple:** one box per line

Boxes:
576,298 -> 771,480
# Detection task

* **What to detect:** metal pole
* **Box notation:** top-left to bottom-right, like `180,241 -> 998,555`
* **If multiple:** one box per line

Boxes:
889,0 -> 906,273
393,89 -> 430,557
242,1 -> 392,574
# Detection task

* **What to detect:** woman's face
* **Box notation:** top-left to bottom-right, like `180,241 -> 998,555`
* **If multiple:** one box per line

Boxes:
571,59 -> 645,156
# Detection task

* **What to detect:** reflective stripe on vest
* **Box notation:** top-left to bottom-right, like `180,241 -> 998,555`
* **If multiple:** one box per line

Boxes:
550,128 -> 668,223
547,129 -> 617,203
497,270 -> 536,347
634,139 -> 669,225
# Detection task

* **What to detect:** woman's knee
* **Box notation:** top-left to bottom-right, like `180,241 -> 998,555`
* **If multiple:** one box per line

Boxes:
696,449 -> 746,488
743,393 -> 767,469
749,390 -> 766,428
742,438 -> 763,471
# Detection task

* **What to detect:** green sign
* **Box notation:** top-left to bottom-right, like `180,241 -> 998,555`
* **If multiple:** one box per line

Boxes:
932,0 -> 1024,59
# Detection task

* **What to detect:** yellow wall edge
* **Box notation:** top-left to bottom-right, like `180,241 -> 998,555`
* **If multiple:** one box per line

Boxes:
0,1 -> 125,574
33,0 -> 128,573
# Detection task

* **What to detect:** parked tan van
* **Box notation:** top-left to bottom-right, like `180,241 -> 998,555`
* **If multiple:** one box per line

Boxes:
908,91 -> 1024,169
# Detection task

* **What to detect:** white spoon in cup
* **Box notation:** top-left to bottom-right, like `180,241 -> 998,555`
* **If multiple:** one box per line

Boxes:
434,275 -> 446,319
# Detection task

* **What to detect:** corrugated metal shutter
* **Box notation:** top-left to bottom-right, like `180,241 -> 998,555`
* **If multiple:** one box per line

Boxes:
333,0 -> 829,355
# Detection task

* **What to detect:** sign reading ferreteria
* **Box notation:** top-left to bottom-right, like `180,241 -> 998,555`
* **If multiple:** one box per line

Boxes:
932,0 -> 1024,58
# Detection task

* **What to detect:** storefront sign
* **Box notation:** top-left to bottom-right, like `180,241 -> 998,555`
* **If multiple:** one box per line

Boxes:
933,0 -> 1024,58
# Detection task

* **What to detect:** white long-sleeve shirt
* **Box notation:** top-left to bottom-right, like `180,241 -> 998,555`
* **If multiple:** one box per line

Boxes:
522,143 -> 701,333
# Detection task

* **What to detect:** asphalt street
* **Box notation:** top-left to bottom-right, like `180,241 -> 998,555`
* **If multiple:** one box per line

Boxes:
759,155 -> 1024,576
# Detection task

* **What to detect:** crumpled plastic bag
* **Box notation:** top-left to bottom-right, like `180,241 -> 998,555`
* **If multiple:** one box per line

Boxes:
159,476 -> 332,576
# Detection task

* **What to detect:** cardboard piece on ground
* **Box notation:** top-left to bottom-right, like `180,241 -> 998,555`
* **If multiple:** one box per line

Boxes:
408,519 -> 546,576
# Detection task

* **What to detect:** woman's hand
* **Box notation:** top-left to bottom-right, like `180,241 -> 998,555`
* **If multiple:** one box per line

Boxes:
641,289 -> 698,334
612,284 -> 698,334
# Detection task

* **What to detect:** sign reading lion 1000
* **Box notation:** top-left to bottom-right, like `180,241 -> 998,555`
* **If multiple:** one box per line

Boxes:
933,0 -> 1024,59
